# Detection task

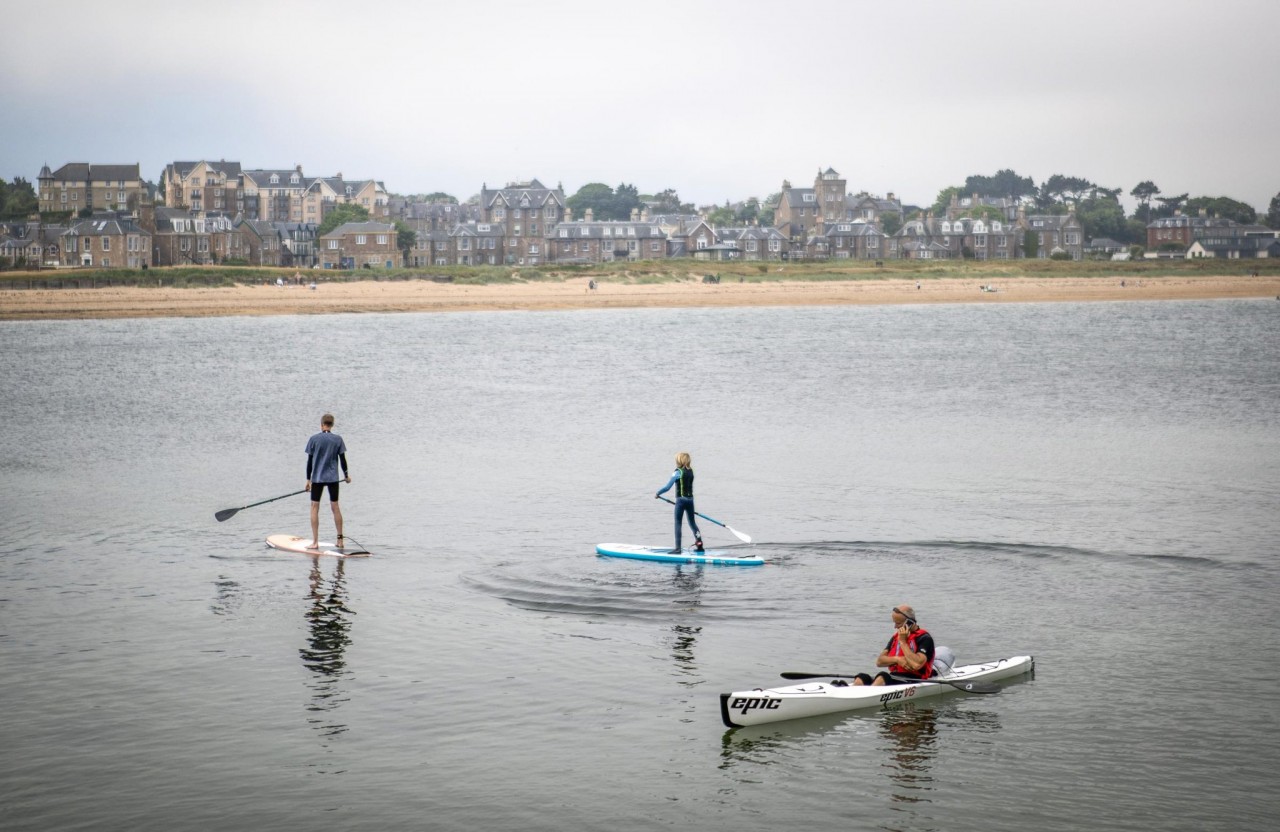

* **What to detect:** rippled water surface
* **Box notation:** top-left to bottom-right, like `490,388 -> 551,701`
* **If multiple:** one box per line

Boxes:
2,300 -> 1278,831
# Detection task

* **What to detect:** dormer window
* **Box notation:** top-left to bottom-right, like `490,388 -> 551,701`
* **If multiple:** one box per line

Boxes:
270,174 -> 279,184
290,174 -> 299,184
803,194 -> 815,202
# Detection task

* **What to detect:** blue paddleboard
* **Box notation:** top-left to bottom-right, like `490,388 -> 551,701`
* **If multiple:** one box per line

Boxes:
596,543 -> 763,566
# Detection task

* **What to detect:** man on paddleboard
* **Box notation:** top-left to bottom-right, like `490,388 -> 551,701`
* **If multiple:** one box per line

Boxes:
305,413 -> 351,549
655,452 -> 703,554
850,604 -> 936,686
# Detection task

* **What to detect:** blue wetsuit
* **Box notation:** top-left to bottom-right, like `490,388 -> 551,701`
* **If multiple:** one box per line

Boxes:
656,467 -> 700,551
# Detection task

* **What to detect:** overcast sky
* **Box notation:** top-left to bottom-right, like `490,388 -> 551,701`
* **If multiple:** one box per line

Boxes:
3,0 -> 1277,212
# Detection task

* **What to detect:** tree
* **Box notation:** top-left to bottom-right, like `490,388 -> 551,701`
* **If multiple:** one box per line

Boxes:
962,169 -> 1036,200
707,202 -> 735,226
1023,229 -> 1039,259
1,177 -> 39,219
880,211 -> 902,236
420,192 -> 457,203
1153,193 -> 1188,218
1130,181 -> 1161,222
612,182 -> 641,220
317,203 -> 371,237
929,186 -> 963,216
394,220 -> 416,263
1038,174 -> 1096,210
647,188 -> 693,214
736,198 -> 760,225
1076,196 -> 1128,242
1266,192 -> 1280,230
1183,196 -> 1257,225
567,183 -> 616,220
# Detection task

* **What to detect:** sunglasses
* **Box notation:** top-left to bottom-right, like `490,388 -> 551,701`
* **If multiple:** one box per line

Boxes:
892,607 -> 916,624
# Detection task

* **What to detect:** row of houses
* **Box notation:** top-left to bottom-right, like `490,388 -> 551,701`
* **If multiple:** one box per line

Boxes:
35,161 -> 389,224
14,163 -> 1279,270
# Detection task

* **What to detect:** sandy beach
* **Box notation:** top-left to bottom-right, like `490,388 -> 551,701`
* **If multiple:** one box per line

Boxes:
2,274 -> 1278,320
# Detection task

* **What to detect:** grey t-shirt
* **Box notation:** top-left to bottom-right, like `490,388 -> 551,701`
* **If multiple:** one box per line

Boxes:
305,430 -> 347,482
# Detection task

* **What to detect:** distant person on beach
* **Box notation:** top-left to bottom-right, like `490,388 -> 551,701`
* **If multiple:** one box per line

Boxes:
656,452 -> 702,553
850,604 -> 936,686
305,413 -> 351,549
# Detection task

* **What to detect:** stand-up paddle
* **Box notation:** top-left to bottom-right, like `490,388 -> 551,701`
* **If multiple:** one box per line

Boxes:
779,671 -> 1001,694
656,495 -> 751,543
215,489 -> 308,522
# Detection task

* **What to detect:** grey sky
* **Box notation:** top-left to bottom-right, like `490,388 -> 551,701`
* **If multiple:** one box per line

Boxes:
3,0 -> 1277,211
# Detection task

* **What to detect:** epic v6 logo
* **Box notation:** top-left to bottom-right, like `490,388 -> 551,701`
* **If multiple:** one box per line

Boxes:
879,686 -> 917,704
730,696 -> 782,715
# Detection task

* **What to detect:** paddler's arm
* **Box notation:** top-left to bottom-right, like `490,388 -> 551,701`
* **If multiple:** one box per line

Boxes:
655,471 -> 678,498
340,453 -> 350,483
306,451 -> 314,490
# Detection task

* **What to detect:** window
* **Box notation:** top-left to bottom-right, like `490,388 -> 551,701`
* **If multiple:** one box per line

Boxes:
747,240 -> 758,252
530,224 -> 538,235
651,241 -> 661,252
544,207 -> 556,218
101,237 -> 110,251
328,240 -> 338,249
459,238 -> 470,250
769,239 -> 780,252
868,236 -> 879,249
514,209 -> 522,218
514,226 -> 521,236
495,208 -> 505,220
376,235 -> 387,245
356,235 -> 367,245
529,244 -> 539,254
435,241 -> 446,251
803,193 -> 815,202
559,229 -> 568,238
270,174 -> 279,184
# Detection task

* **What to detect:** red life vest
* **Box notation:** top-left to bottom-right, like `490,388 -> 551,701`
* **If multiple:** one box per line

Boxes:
885,626 -> 934,679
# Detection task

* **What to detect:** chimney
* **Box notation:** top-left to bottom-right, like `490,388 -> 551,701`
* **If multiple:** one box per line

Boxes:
630,207 -> 639,222
1198,207 -> 1207,217
296,164 -> 302,173
887,192 -> 895,202
585,208 -> 594,222
565,207 -> 573,222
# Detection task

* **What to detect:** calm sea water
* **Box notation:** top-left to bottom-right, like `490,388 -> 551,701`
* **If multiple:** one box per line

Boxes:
2,299 -> 1278,831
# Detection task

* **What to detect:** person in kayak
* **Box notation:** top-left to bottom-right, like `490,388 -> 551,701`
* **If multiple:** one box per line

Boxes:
305,412 -> 351,550
850,604 -> 935,686
655,452 -> 703,554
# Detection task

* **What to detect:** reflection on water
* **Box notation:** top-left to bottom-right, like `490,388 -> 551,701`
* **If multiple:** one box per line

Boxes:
878,706 -> 939,803
300,558 -> 355,740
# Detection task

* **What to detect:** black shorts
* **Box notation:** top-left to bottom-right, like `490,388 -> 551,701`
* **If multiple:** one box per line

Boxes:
310,481 -> 340,502
853,672 -> 923,686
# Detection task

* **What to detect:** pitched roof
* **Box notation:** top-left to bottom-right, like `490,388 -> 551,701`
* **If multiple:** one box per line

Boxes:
322,221 -> 396,238
45,163 -> 141,182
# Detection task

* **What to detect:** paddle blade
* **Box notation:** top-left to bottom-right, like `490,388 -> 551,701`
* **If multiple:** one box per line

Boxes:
726,525 -> 752,543
214,508 -> 239,522
780,672 -> 834,680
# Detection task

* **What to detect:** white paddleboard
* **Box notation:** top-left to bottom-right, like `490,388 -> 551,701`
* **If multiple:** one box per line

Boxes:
596,542 -> 763,566
266,534 -> 371,558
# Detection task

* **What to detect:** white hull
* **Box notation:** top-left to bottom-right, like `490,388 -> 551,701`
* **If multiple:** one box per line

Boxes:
720,655 -> 1034,727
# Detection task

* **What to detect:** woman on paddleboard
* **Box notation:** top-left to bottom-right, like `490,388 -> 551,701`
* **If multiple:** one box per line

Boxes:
656,452 -> 703,554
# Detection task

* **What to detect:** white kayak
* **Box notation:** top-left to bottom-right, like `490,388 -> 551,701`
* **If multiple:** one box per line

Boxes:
720,655 -> 1034,727
596,542 -> 764,566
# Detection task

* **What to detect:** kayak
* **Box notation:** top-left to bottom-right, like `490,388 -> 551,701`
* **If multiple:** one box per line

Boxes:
596,542 -> 764,566
720,655 -> 1034,727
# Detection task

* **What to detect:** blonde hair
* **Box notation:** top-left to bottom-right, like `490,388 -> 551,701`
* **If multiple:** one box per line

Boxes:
675,452 -> 691,469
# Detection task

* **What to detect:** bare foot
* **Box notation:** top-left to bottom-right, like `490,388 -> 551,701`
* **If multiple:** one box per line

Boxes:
306,542 -> 320,550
